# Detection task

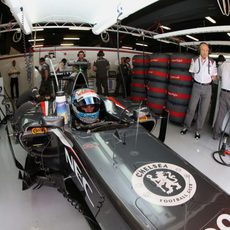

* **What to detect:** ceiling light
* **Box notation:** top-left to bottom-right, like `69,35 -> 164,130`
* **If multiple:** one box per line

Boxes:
32,44 -> 43,48
32,28 -> 44,32
205,16 -> 216,24
160,25 -> 171,30
28,38 -> 44,42
227,33 -> 230,37
121,46 -> 133,49
135,42 -> 148,47
60,43 -> 74,46
69,26 -> 91,31
186,35 -> 199,41
63,37 -> 80,40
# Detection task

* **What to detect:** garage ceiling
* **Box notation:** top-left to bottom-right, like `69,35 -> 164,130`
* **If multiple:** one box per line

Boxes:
0,0 -> 230,55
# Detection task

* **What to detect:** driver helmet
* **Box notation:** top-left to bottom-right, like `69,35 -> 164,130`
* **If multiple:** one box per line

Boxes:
71,88 -> 101,124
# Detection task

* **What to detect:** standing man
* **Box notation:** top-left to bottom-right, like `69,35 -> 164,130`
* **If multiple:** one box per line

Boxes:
75,50 -> 90,82
180,42 -> 217,139
38,57 -> 53,100
213,56 -> 230,140
93,50 -> 110,95
8,60 -> 20,99
115,57 -> 129,97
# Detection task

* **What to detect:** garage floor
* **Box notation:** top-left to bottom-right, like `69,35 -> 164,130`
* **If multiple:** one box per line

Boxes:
0,118 -> 229,230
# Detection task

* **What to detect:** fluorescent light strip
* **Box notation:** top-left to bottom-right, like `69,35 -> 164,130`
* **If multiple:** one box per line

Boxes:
28,38 -> 44,42
136,42 -> 148,47
121,46 -> 133,49
60,43 -> 74,46
157,39 -> 170,44
69,26 -> 91,31
186,35 -> 199,41
63,37 -> 80,40
32,28 -> 44,31
160,25 -> 171,30
131,33 -> 142,37
227,33 -> 230,37
205,16 -> 216,24
32,45 -> 44,48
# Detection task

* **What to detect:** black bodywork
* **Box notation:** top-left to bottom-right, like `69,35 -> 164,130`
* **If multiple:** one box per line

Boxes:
6,72 -> 230,230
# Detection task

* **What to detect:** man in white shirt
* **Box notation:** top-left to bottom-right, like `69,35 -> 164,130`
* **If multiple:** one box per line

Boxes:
213,56 -> 230,140
180,42 -> 217,139
8,60 -> 20,99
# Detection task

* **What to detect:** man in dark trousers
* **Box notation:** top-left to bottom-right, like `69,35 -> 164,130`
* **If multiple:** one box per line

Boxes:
38,57 -> 53,100
213,55 -> 230,140
93,50 -> 110,95
180,42 -> 217,139
8,60 -> 20,99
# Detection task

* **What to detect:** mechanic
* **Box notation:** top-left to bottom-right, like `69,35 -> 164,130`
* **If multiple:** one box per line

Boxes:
71,88 -> 101,126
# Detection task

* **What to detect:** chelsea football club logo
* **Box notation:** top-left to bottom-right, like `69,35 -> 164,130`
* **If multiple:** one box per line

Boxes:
132,162 -> 197,206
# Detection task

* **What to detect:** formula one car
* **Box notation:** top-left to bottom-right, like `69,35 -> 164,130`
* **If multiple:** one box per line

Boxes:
6,72 -> 230,230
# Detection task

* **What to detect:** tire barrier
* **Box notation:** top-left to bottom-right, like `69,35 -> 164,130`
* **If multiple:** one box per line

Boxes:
132,55 -> 150,67
166,101 -> 187,124
149,53 -> 170,68
167,84 -> 191,105
169,69 -> 193,87
147,81 -> 168,99
132,67 -> 148,80
147,67 -> 168,83
130,78 -> 146,102
170,53 -> 194,70
147,96 -> 166,114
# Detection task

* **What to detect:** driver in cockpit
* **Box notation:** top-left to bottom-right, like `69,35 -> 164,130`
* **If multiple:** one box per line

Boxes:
71,88 -> 101,127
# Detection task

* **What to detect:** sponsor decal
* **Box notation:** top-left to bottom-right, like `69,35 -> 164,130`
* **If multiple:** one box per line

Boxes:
202,208 -> 230,230
65,148 -> 94,207
82,142 -> 99,150
132,162 -> 196,206
32,127 -> 47,134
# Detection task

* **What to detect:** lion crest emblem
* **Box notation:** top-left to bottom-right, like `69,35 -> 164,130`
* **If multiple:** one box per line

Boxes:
146,171 -> 182,194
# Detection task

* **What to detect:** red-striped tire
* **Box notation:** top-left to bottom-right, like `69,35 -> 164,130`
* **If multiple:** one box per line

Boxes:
170,53 -> 194,70
132,55 -> 150,67
169,69 -> 193,87
147,96 -> 166,114
130,78 -> 146,102
147,81 -> 168,98
167,101 -> 187,124
167,84 -> 191,105
148,67 -> 168,83
132,67 -> 148,80
149,53 -> 169,68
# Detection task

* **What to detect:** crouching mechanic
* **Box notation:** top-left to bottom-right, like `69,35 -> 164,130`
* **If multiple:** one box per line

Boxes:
71,88 -> 101,127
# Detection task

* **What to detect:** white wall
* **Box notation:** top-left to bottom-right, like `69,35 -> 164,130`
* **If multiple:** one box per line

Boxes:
0,46 -> 146,96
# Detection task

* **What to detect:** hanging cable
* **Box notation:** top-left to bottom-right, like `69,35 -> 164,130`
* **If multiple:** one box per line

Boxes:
116,4 -> 127,98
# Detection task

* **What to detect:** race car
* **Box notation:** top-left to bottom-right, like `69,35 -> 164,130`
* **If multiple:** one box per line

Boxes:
6,73 -> 230,230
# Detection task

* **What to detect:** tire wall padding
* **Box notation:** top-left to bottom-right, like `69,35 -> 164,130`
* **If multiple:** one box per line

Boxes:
166,101 -> 187,124
169,69 -> 193,87
149,53 -> 170,68
170,53 -> 194,70
167,84 -> 191,105
147,81 -> 168,98
148,67 -> 168,83
132,55 -> 150,67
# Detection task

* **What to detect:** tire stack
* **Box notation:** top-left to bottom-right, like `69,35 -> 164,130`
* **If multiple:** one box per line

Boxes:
130,55 -> 149,102
146,53 -> 169,114
167,53 -> 194,124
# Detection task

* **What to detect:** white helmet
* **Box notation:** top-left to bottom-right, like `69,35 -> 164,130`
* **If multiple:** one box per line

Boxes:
71,88 -> 101,124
